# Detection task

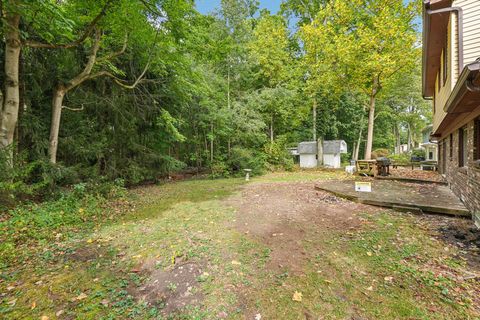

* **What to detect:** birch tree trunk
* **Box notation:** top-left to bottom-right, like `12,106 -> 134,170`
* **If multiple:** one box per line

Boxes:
48,87 -> 66,163
270,114 -> 274,143
354,124 -> 363,161
210,123 -> 214,163
365,78 -> 379,160
0,9 -> 21,164
312,96 -> 317,141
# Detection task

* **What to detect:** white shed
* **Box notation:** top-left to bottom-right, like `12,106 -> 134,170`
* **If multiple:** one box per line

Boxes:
298,141 -> 318,168
322,140 -> 347,168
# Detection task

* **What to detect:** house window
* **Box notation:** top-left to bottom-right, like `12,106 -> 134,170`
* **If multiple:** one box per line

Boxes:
458,127 -> 467,167
429,151 -> 433,160
475,118 -> 480,160
449,133 -> 453,160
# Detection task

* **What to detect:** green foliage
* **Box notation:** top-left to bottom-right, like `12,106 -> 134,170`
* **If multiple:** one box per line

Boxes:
412,148 -> 426,159
228,147 -> 267,175
0,0 -> 427,207
390,153 -> 410,165
371,148 -> 390,159
264,140 -> 294,171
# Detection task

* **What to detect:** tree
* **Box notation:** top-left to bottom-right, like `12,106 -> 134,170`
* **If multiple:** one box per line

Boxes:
301,0 -> 418,159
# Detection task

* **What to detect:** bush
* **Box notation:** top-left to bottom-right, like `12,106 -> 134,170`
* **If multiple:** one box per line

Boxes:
390,153 -> 410,165
227,147 -> 267,175
0,150 -> 65,209
371,148 -> 390,159
210,161 -> 230,178
411,148 -> 426,158
264,139 -> 294,171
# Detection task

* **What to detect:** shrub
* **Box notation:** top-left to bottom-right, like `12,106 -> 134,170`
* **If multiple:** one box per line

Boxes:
411,148 -> 426,158
264,139 -> 294,171
371,148 -> 390,159
390,153 -> 410,165
210,161 -> 230,178
227,147 -> 266,175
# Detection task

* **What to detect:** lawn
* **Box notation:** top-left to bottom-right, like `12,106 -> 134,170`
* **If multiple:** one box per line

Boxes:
1,170 -> 479,319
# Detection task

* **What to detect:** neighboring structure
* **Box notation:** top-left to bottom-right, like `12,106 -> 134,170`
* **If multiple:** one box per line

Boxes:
297,140 -> 347,169
323,140 -> 347,168
298,141 -> 318,168
398,144 -> 409,154
420,125 -> 438,161
422,0 -> 480,225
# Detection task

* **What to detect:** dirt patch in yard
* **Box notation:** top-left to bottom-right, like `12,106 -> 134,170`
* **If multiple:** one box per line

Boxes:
416,214 -> 480,269
68,245 -> 106,262
227,182 -> 377,274
129,260 -> 205,315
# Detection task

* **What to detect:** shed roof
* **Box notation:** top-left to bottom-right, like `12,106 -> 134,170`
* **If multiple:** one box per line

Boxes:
323,140 -> 347,154
298,141 -> 317,154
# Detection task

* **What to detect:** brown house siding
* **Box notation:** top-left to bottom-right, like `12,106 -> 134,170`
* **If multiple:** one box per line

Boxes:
440,120 -> 480,225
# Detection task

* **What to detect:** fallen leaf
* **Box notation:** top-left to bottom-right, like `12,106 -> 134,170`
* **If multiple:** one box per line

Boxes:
56,310 -> 64,317
86,239 -> 93,244
231,260 -> 241,265
255,313 -> 262,320
41,316 -> 49,320
72,292 -> 88,301
292,290 -> 303,302
366,252 -> 373,256
366,286 -> 373,291
384,276 -> 394,282
31,301 -> 36,310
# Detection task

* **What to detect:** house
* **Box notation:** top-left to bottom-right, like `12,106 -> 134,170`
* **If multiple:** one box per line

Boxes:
420,125 -> 438,161
298,141 -> 318,168
323,140 -> 347,168
422,0 -> 480,225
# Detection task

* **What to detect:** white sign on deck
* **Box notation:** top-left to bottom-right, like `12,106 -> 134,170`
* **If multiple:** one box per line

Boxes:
355,181 -> 372,192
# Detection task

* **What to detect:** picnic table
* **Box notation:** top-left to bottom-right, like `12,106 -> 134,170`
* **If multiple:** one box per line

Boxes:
355,160 -> 377,176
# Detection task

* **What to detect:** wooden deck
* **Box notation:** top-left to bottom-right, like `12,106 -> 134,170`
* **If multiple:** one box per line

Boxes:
315,179 -> 470,217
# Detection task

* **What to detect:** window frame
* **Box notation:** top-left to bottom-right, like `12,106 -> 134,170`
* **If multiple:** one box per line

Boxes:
458,127 -> 468,168
449,133 -> 453,160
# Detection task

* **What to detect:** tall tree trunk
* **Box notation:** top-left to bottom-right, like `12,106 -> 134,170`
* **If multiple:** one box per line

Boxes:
227,68 -> 231,157
395,124 -> 401,154
365,93 -> 376,160
210,123 -> 214,163
270,114 -> 274,143
312,96 -> 317,141
48,87 -> 66,164
354,124 -> 363,161
0,9 -> 21,164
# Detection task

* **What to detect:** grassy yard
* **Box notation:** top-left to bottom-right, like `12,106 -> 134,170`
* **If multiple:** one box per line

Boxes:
1,170 -> 479,319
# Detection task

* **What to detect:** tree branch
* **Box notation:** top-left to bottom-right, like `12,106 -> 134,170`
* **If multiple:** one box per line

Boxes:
62,105 -> 84,112
97,33 -> 128,62
24,0 -> 113,49
63,28 -> 102,92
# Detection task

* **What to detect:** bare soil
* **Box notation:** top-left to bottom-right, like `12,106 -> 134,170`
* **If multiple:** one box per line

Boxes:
227,182 -> 377,274
130,259 -> 205,315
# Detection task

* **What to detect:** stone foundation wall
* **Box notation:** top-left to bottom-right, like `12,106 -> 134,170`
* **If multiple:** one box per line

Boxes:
440,120 -> 480,226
